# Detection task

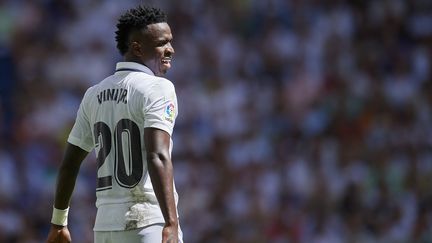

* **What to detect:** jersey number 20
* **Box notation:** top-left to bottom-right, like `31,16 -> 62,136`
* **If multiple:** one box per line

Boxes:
93,119 -> 143,191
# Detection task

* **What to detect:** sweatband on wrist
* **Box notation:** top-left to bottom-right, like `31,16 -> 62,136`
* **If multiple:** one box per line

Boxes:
51,206 -> 69,226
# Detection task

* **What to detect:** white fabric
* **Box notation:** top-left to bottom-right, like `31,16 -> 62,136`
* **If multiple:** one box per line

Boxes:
51,207 -> 69,226
94,223 -> 184,243
67,62 -> 179,231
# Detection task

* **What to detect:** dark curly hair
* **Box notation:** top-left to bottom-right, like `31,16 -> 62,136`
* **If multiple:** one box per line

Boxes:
115,6 -> 167,55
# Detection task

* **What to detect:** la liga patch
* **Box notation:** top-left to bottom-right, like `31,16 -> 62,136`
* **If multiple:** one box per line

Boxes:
164,102 -> 175,123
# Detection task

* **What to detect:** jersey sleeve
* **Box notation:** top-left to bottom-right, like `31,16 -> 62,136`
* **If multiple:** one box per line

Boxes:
67,92 -> 94,152
143,80 -> 178,136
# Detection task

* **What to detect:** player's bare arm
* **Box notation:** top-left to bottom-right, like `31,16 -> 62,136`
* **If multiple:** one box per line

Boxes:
144,127 -> 179,243
46,143 -> 88,243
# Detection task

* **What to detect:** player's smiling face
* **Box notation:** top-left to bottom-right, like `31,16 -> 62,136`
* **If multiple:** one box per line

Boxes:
137,22 -> 174,76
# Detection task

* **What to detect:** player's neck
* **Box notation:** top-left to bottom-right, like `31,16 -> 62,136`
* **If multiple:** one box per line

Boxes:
122,56 -> 152,71
123,55 -> 144,65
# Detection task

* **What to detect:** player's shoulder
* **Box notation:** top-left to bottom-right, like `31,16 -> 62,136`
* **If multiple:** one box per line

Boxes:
80,78 -> 111,106
152,76 -> 175,90
136,72 -> 174,86
133,73 -> 175,93
81,85 -> 96,100
82,83 -> 102,100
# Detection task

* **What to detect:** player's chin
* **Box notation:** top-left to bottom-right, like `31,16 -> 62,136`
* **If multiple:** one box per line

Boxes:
159,65 -> 171,75
155,69 -> 168,77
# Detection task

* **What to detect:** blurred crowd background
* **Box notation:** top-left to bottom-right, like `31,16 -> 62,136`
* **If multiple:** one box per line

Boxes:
0,0 -> 431,242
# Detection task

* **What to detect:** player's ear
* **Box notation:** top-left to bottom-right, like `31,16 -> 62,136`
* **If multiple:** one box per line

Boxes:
130,41 -> 143,57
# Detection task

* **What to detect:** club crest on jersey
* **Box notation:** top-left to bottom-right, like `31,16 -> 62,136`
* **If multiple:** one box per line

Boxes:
165,102 -> 175,123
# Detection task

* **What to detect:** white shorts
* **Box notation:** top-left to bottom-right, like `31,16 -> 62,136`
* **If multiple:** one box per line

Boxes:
94,223 -> 184,243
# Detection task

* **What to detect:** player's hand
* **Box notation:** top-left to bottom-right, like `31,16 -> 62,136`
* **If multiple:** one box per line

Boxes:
162,223 -> 178,243
46,224 -> 72,243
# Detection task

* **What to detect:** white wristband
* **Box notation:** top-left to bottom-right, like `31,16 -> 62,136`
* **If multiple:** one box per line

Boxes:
51,206 -> 69,226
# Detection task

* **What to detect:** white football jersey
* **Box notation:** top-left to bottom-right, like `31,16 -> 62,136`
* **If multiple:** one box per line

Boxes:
67,62 -> 179,231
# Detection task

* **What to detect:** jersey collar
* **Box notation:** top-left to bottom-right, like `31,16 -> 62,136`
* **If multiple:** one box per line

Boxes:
115,62 -> 155,76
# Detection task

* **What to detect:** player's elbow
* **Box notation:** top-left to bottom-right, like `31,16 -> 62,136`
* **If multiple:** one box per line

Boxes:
146,151 -> 171,167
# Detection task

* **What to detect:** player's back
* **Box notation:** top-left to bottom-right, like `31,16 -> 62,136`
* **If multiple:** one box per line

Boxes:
85,70 -> 154,204
75,64 -> 179,231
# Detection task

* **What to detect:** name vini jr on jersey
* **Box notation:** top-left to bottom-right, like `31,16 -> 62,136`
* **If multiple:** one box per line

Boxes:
97,88 -> 128,104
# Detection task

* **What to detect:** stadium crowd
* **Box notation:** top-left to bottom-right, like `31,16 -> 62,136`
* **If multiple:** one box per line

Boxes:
0,0 -> 431,242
